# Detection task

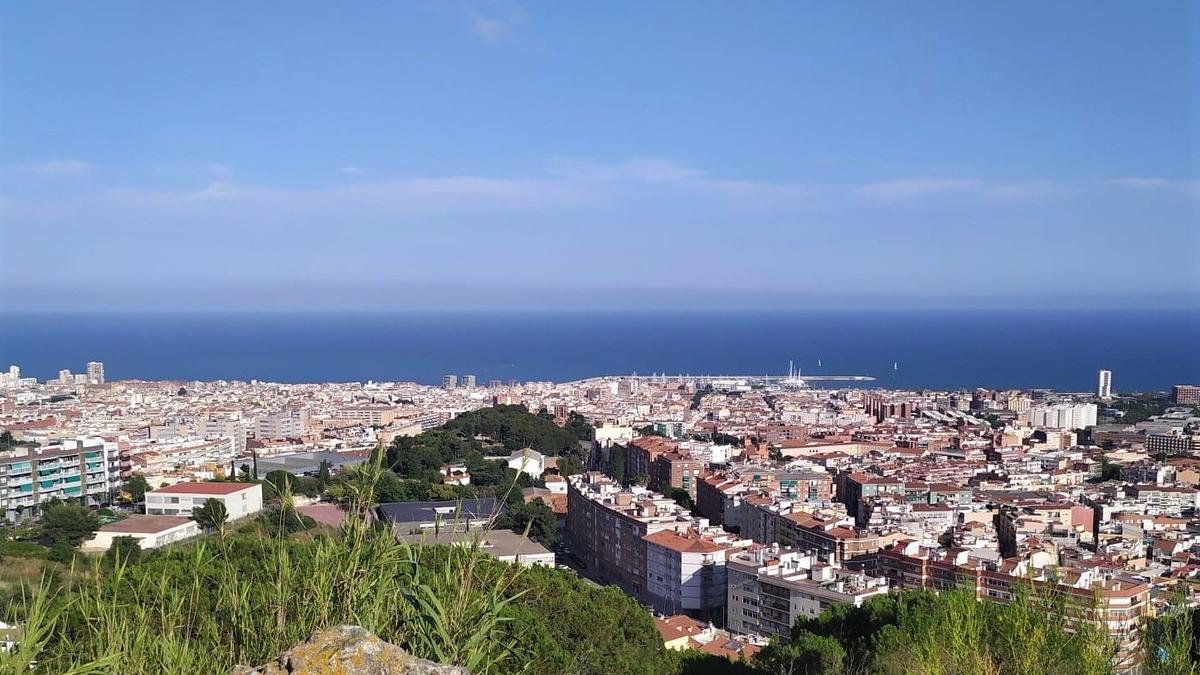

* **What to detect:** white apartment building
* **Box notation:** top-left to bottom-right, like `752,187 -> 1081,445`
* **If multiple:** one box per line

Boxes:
594,423 -> 635,448
727,545 -> 889,638
1098,370 -> 1113,399
203,418 -> 248,455
145,482 -> 263,521
256,410 -> 308,440
86,361 -> 105,385
643,525 -> 749,623
1025,403 -> 1097,429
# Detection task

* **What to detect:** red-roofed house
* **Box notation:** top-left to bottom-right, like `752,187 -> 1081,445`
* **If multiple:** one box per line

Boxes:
145,481 -> 263,521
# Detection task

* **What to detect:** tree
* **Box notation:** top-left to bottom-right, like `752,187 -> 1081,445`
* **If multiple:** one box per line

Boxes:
317,459 -> 332,486
263,470 -> 294,498
668,488 -> 696,514
565,412 -> 596,442
258,504 -> 315,539
39,501 -> 100,548
753,631 -> 845,675
103,536 -> 143,566
557,455 -> 584,477
192,498 -> 228,535
606,445 -> 626,483
123,475 -> 150,504
505,498 -> 557,546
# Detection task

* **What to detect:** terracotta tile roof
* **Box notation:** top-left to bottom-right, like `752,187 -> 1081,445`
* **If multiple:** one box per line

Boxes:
654,614 -> 705,641
151,481 -> 259,495
643,529 -> 725,554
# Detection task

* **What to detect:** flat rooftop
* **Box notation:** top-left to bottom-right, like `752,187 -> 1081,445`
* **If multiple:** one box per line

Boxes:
99,515 -> 194,534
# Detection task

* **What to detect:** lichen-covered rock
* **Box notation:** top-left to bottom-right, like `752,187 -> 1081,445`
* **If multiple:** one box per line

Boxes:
230,625 -> 468,675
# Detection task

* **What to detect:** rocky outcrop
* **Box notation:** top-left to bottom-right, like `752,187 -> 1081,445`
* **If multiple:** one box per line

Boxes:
231,625 -> 468,675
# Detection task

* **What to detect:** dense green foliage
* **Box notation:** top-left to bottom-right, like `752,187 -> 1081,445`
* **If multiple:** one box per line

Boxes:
385,405 -> 589,487
101,536 -> 143,566
0,540 -> 48,559
38,501 -> 99,548
1107,393 -> 1174,424
262,469 -> 324,498
497,497 -> 556,546
751,586 -> 1116,675
1144,591 -> 1199,675
606,444 -> 627,483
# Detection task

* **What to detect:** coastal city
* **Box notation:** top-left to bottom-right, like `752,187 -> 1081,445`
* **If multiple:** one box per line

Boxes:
2,361 -> 1198,671
3,1 -> 1196,672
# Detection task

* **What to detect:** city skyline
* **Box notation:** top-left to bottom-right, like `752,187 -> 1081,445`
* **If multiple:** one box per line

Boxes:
2,2 -> 1197,311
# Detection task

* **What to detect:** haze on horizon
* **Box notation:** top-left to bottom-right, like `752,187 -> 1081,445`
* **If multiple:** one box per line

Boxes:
1,2 -> 1197,312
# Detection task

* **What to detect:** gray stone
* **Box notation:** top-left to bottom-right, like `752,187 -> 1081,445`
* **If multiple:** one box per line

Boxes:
231,625 -> 468,675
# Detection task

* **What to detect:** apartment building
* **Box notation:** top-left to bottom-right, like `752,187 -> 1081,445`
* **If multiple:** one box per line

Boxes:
727,545 -> 889,637
1025,403 -> 1097,429
1,437 -> 119,521
1171,385 -> 1200,406
1127,484 -> 1200,516
626,436 -> 676,482
1146,432 -> 1197,456
839,472 -> 905,519
873,548 -> 1149,674
145,481 -> 263,521
643,526 -> 748,623
774,510 -> 898,562
651,451 -> 703,499
566,472 -> 693,596
255,410 -> 309,440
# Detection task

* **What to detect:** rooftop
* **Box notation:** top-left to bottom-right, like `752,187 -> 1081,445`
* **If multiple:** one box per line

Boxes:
150,482 -> 259,496
99,515 -> 194,534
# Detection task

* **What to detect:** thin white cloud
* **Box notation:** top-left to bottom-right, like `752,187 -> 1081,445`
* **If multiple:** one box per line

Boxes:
979,181 -> 1063,202
1108,177 -> 1199,197
338,165 -> 365,175
28,159 -> 92,177
549,157 -> 826,207
856,178 -> 984,201
551,158 -> 706,183
207,163 -> 234,179
460,1 -> 526,44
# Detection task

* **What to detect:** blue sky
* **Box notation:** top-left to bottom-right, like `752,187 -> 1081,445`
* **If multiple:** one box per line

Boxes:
1,1 -> 1196,310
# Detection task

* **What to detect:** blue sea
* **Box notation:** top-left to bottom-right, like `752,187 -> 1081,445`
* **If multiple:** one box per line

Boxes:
1,311 -> 1197,392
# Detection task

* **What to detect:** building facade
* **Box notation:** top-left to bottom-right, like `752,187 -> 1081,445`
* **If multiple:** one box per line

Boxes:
1,437 -> 119,522
145,482 -> 263,521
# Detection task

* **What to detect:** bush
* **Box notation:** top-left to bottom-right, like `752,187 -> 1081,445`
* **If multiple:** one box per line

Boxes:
46,537 -> 77,564
0,540 -> 48,559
